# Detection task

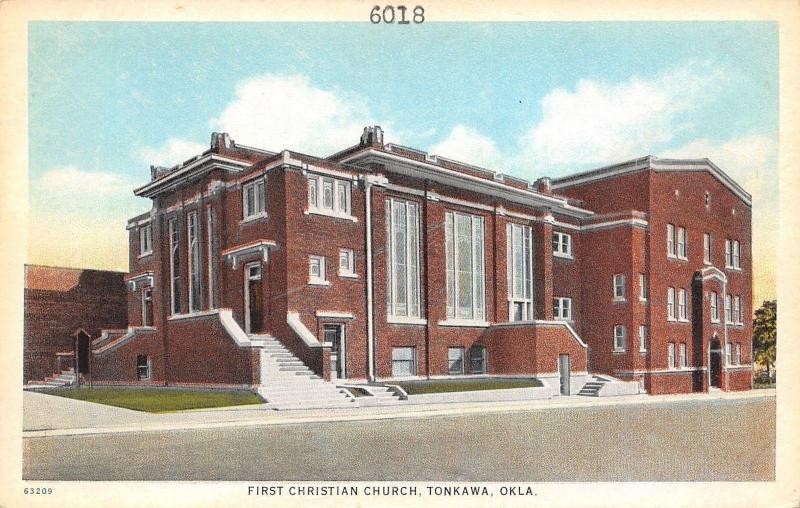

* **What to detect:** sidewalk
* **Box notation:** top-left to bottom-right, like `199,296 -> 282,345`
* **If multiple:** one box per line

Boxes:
22,388 -> 775,439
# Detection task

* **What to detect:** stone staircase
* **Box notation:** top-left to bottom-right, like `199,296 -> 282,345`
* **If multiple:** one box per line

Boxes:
254,335 -> 357,410
346,385 -> 405,407
36,368 -> 77,388
577,376 -> 607,397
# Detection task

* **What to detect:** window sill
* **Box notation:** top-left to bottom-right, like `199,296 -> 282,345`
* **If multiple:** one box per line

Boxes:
553,252 -> 574,260
668,256 -> 688,262
138,251 -> 153,260
388,316 -> 427,325
241,212 -> 269,224
639,298 -> 648,304
612,349 -> 626,355
639,349 -> 648,354
338,272 -> 359,279
438,319 -> 490,328
308,279 -> 331,287
613,298 -> 627,303
726,266 -> 743,272
304,208 -> 358,222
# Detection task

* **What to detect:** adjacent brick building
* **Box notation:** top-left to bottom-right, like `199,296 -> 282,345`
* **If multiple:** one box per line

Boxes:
90,126 -> 753,395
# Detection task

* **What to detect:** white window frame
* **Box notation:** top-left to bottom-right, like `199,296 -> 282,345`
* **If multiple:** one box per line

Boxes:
677,288 -> 688,322
613,274 -> 626,302
386,198 -> 421,319
187,211 -> 201,313
309,255 -> 329,286
445,211 -> 486,322
726,342 -> 733,365
676,227 -> 687,260
168,218 -> 180,315
667,287 -> 676,321
667,224 -> 676,258
469,345 -> 488,374
638,324 -> 648,352
448,347 -> 465,375
307,173 -> 353,219
207,207 -> 217,309
732,240 -> 741,269
668,342 -> 676,369
553,297 -> 572,321
703,233 -> 712,265
391,347 -> 417,377
242,177 -> 267,220
338,249 -> 357,278
137,354 -> 151,381
725,294 -> 733,324
734,295 -> 743,325
613,325 -> 626,352
736,343 -> 742,365
142,287 -> 153,327
710,291 -> 720,323
679,342 -> 687,368
507,223 -> 533,321
139,224 -> 153,257
552,231 -> 573,259
639,273 -> 648,302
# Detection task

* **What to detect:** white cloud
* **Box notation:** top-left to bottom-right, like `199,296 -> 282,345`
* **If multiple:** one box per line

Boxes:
36,165 -> 133,196
209,73 -> 375,156
515,62 -> 721,173
428,125 -> 503,170
137,138 -> 206,167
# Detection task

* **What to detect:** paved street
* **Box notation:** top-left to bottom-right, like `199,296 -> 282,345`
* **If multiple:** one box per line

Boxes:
23,396 -> 774,481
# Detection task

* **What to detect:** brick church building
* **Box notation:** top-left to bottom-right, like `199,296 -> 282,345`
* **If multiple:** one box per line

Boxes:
88,126 -> 753,401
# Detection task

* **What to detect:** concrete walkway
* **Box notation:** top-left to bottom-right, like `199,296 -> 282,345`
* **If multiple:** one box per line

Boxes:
23,388 -> 774,439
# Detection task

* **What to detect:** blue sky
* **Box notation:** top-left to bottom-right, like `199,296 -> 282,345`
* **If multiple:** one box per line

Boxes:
27,21 -> 778,301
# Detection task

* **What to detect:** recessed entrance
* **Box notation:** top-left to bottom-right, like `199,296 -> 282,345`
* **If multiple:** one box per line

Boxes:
244,263 -> 263,334
324,324 -> 346,380
709,338 -> 722,388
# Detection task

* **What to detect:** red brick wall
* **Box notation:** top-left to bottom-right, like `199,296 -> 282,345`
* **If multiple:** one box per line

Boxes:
92,330 -> 162,384
482,323 -> 588,375
24,265 -> 128,383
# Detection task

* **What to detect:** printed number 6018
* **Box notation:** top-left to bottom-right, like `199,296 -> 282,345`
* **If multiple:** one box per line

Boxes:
370,5 -> 425,24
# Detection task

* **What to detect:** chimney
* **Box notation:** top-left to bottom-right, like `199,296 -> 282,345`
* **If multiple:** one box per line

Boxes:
150,165 -> 172,180
360,125 -> 384,147
534,177 -> 552,194
210,132 -> 234,151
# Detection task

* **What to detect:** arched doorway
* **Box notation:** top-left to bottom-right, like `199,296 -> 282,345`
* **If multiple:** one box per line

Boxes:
709,338 -> 722,388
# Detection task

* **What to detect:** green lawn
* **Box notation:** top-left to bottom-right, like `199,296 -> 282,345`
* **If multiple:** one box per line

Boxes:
394,377 -> 542,395
38,387 -> 264,413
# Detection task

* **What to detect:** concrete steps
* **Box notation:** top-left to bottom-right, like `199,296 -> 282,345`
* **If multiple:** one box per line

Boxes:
577,377 -> 607,397
37,368 -> 77,388
255,337 -> 356,410
343,385 -> 405,407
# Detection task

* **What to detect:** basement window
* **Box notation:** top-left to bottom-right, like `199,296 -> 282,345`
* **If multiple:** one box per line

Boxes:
137,355 -> 151,381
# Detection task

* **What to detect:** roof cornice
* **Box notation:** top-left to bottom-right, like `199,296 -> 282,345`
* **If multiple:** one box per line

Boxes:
133,154 -> 252,198
551,156 -> 752,207
340,149 -> 594,219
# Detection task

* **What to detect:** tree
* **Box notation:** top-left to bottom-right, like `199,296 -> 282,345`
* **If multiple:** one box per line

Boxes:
752,300 -> 776,379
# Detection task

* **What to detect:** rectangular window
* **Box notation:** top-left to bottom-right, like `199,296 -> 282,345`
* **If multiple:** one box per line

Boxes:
469,345 -> 487,374
613,274 -> 626,301
710,292 -> 720,323
391,347 -> 417,377
307,174 -> 352,216
677,227 -> 687,259
169,218 -> 181,315
668,342 -> 676,369
338,249 -> 356,277
448,347 -> 465,375
507,223 -> 533,321
639,273 -> 649,301
445,211 -> 485,321
142,287 -> 153,327
667,224 -> 676,257
736,343 -> 742,365
732,240 -> 741,269
638,324 -> 648,352
309,255 -> 327,284
726,343 -> 733,365
207,207 -> 217,309
667,287 -> 675,321
703,233 -> 712,264
386,198 -> 421,318
679,343 -> 687,368
734,295 -> 743,325
613,325 -> 626,352
242,178 -> 266,218
137,355 -> 150,381
139,224 -> 153,256
552,231 -> 572,258
725,240 -> 732,267
678,288 -> 687,321
553,297 -> 572,321
725,294 -> 733,323
187,212 -> 201,312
